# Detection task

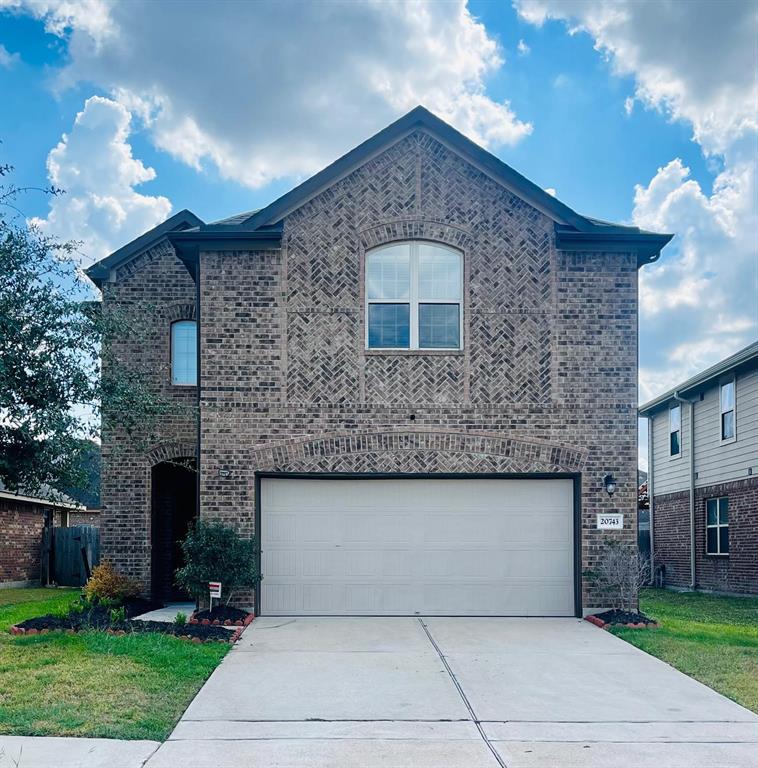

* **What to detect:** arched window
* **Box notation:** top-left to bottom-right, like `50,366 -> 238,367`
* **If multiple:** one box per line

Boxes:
171,320 -> 197,385
366,241 -> 462,350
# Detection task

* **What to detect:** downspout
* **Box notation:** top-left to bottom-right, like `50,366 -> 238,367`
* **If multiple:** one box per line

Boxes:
647,416 -> 655,583
673,391 -> 696,589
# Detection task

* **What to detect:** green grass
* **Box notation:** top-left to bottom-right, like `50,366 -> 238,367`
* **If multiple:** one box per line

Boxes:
612,588 -> 758,713
0,588 -> 228,740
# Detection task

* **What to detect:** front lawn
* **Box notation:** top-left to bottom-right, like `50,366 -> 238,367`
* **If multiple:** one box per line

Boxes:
0,588 -> 228,740
612,588 -> 758,713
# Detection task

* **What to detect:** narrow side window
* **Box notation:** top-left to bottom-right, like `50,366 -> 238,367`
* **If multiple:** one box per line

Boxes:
720,379 -> 735,441
669,403 -> 681,457
171,320 -> 197,385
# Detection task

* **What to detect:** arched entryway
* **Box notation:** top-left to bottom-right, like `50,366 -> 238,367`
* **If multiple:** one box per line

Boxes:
151,459 -> 197,603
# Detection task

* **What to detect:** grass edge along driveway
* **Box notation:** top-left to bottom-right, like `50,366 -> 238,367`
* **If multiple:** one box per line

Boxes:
0,588 -> 228,741
612,588 -> 758,714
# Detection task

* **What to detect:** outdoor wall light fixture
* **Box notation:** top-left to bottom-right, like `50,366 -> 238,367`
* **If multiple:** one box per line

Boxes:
218,468 -> 231,478
603,474 -> 617,497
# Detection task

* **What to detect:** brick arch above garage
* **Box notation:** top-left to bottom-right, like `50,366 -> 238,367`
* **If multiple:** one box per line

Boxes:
249,430 -> 587,475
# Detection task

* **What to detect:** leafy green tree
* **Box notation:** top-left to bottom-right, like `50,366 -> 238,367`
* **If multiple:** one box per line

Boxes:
175,521 -> 259,606
0,158 -> 183,498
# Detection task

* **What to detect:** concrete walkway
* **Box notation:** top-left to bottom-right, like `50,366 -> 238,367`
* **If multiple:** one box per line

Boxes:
0,736 -> 159,768
132,602 -> 195,623
146,616 -> 758,767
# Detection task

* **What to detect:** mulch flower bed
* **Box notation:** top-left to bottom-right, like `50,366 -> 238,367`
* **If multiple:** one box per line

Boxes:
190,605 -> 254,627
8,596 -> 247,643
585,609 -> 659,629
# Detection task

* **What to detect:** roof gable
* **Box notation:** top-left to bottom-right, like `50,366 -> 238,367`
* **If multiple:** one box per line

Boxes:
86,209 -> 204,287
229,107 -> 591,233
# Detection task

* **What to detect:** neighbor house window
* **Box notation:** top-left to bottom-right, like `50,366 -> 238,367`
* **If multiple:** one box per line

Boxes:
706,497 -> 729,555
669,403 -> 681,456
720,378 -> 736,441
366,242 -> 462,350
171,320 -> 197,385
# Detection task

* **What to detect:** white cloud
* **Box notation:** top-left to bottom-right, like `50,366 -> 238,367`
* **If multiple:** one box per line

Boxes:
517,38 -> 530,55
9,0 -> 532,189
517,0 -> 758,393
544,187 -> 556,197
0,42 -> 19,67
623,96 -> 634,116
515,0 -> 757,155
30,96 -> 172,267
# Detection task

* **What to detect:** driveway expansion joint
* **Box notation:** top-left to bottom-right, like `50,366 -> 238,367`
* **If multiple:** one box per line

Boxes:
418,617 -> 509,768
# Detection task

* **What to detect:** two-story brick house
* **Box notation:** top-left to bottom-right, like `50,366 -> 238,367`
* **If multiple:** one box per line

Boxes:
86,107 -> 672,615
639,341 -> 758,594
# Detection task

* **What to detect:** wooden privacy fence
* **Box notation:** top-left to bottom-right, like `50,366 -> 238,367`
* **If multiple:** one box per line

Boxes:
41,525 -> 100,587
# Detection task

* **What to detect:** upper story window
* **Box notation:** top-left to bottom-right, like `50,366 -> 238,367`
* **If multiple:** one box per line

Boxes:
669,403 -> 681,457
720,378 -> 736,442
171,320 -> 197,385
366,242 -> 462,350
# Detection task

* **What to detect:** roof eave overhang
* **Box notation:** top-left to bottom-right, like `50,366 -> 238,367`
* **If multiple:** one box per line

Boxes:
555,228 -> 674,269
167,230 -> 284,281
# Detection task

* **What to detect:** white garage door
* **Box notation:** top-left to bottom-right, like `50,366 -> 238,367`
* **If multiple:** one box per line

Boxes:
260,477 -> 575,616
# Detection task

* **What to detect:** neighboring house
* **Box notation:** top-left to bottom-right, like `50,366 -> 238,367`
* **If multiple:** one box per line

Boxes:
0,486 -> 83,587
86,106 -> 672,615
639,341 -> 758,594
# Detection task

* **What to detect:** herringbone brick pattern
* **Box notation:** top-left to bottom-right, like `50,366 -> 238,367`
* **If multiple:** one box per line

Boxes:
286,310 -> 359,403
364,355 -> 465,404
469,312 -> 552,403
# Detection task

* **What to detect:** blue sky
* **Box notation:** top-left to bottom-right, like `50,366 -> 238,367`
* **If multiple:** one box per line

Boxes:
1,0 -> 756,469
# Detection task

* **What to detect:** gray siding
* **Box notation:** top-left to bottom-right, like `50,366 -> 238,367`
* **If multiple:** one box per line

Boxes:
651,401 -> 690,495
694,367 -> 758,488
650,365 -> 758,494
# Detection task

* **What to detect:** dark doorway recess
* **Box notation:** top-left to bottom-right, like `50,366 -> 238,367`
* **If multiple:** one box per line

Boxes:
151,459 -> 196,603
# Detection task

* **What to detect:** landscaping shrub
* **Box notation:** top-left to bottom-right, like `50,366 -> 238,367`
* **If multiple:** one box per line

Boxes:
83,561 -> 141,604
175,521 -> 258,605
586,540 -> 650,613
174,612 -> 187,626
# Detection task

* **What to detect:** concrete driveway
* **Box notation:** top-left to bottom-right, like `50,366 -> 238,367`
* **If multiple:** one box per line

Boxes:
147,617 -> 758,768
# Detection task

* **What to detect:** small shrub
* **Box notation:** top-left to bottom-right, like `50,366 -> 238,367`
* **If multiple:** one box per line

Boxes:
69,600 -> 85,615
83,561 -> 141,604
109,606 -> 126,624
586,540 -> 650,612
175,521 -> 259,605
174,612 -> 187,626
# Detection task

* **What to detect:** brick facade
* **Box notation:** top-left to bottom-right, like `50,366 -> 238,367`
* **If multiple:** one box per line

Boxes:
653,477 -> 758,594
99,240 -> 198,591
99,129 -> 640,611
197,132 -> 638,612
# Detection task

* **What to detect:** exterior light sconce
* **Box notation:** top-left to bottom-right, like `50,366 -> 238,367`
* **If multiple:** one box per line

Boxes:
218,468 -> 231,478
603,474 -> 617,498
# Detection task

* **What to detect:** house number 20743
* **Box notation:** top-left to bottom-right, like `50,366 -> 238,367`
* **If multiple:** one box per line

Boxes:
596,513 -> 623,530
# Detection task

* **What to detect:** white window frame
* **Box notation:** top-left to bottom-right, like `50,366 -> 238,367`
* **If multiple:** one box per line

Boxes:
170,319 -> 197,386
669,403 -> 682,458
719,376 -> 737,444
365,241 -> 463,351
705,496 -> 729,556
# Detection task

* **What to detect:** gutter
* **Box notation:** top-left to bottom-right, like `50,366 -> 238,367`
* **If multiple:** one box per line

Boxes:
647,418 -> 655,583
673,391 -> 696,589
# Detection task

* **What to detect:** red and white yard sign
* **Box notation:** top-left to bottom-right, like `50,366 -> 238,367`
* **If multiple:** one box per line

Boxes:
208,581 -> 222,600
